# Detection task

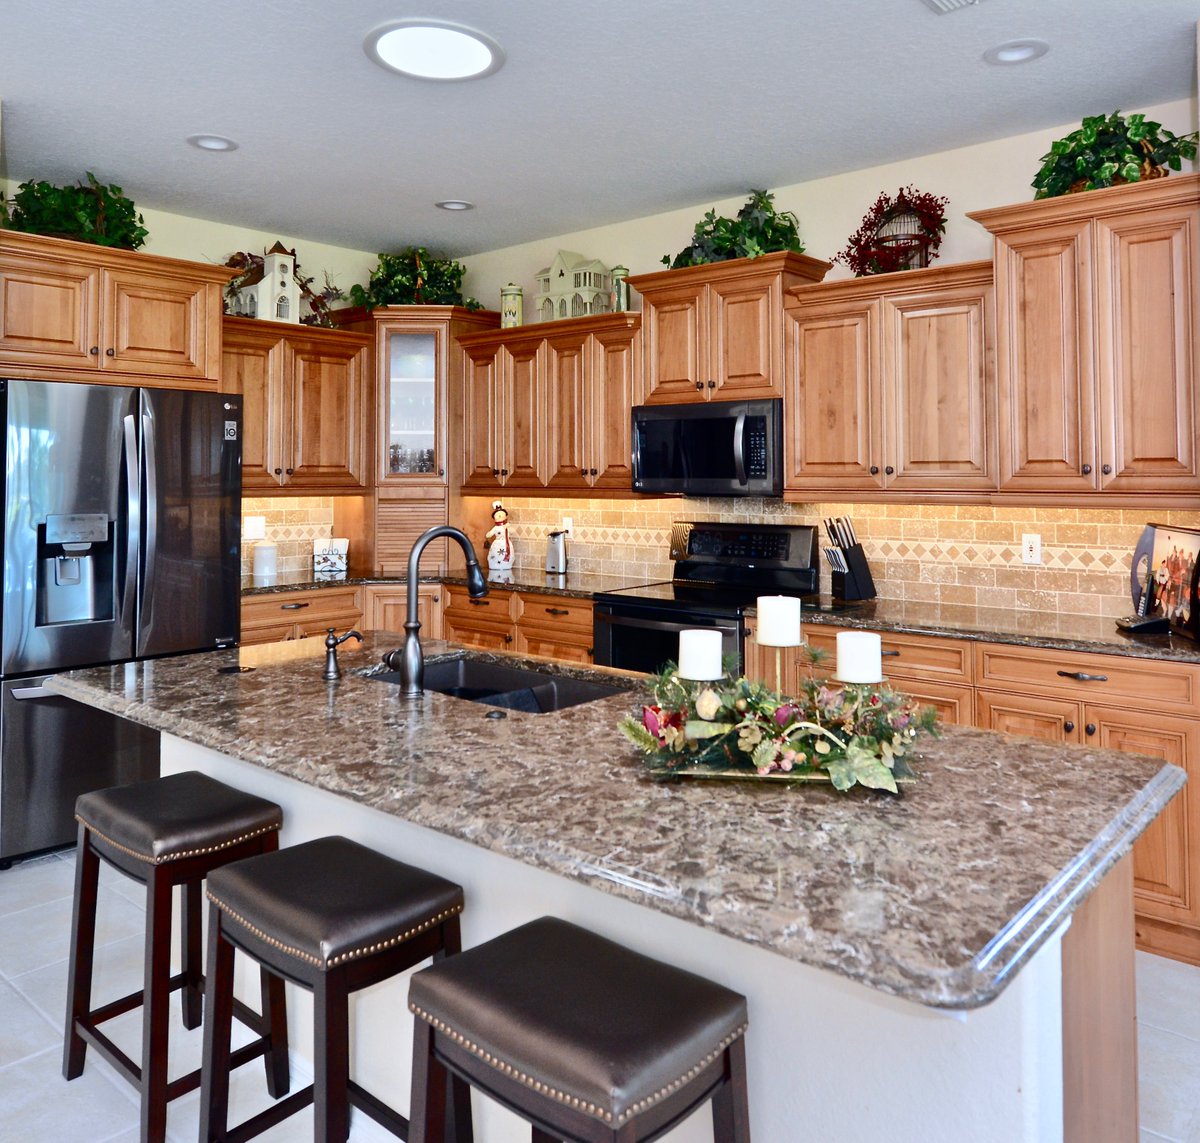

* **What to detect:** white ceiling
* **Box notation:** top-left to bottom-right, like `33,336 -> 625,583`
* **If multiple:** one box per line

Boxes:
1,0 -> 1196,257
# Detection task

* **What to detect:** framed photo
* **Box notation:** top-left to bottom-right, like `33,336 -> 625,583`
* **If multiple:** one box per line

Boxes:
1138,523 -> 1200,640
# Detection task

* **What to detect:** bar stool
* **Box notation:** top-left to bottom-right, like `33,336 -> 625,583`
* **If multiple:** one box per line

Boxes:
63,770 -> 287,1143
408,916 -> 751,1143
199,834 -> 467,1143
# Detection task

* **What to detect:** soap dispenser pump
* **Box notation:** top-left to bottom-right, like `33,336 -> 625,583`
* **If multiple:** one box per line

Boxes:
545,530 -> 568,574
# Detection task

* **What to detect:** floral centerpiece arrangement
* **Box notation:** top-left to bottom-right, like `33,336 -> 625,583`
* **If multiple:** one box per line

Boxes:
620,661 -> 937,794
834,185 -> 949,277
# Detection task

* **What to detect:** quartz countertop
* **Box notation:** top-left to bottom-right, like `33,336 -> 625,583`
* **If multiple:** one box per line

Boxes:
49,633 -> 1183,1010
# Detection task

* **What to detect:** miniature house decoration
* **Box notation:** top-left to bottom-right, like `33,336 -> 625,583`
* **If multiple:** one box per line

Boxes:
226,241 -> 301,323
533,251 -> 612,322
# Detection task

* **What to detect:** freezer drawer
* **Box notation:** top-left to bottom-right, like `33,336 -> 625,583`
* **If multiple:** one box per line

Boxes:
0,674 -> 159,863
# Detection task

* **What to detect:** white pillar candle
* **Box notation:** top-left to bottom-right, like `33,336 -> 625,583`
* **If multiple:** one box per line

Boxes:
252,541 -> 277,585
677,629 -> 724,681
835,630 -> 883,684
754,596 -> 803,647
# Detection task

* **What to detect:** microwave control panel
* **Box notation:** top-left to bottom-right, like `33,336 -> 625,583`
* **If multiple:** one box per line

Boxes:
745,417 -> 768,478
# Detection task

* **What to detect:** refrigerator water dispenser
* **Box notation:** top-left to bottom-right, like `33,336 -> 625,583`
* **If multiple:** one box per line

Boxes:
37,513 -> 114,625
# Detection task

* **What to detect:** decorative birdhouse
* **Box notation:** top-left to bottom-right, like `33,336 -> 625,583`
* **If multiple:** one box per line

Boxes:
533,251 -> 612,322
227,241 -> 301,323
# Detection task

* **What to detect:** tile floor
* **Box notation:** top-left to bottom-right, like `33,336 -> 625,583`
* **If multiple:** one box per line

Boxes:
1,847 -> 1199,1142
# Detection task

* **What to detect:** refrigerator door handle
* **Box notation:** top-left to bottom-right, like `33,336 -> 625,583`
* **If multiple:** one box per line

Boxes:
122,412 -> 140,626
140,411 -> 158,626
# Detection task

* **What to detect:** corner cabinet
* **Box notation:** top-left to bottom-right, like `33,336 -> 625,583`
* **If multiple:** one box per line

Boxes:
628,251 -> 830,404
330,306 -> 501,574
456,312 -> 642,497
220,317 -> 371,493
783,261 -> 996,497
0,229 -> 229,386
968,174 -> 1200,500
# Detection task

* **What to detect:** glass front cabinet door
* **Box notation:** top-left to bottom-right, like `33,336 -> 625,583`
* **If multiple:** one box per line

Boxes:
384,327 -> 440,481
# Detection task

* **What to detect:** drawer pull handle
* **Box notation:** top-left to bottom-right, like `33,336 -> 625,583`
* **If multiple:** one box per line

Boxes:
1055,670 -> 1108,682
546,608 -> 569,615
1064,720 -> 1075,733
1085,723 -> 1096,736
881,649 -> 900,657
280,602 -> 310,611
468,598 -> 491,606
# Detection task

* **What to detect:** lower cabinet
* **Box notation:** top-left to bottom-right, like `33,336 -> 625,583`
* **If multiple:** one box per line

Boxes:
362,583 -> 443,641
240,586 -> 363,646
442,585 -> 594,662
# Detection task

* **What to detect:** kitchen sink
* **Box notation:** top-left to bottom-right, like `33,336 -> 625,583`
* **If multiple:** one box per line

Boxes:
369,658 -> 629,714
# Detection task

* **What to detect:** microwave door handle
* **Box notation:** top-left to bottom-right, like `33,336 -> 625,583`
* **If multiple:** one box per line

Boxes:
732,411 -> 748,484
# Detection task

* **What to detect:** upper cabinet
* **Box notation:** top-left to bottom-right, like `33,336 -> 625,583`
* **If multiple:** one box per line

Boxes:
969,174 -> 1200,499
628,251 -> 830,404
783,261 -> 996,496
456,312 -> 641,497
0,229 -> 228,386
220,317 -> 371,493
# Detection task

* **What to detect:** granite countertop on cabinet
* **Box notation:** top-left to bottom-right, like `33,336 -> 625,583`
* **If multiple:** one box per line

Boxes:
243,569 -> 657,600
49,633 -> 1183,1011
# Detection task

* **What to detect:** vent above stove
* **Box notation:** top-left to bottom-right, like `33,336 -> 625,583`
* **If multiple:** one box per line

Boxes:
917,0 -> 984,13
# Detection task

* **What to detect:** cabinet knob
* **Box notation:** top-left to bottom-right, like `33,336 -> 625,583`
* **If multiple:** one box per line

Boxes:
90,346 -> 100,355
273,467 -> 283,475
707,380 -> 716,388
286,468 -> 294,475
438,468 -> 445,477
869,465 -> 879,475
1064,720 -> 1075,733
885,465 -> 894,475
105,347 -> 115,357
1101,463 -> 1112,475
1081,463 -> 1092,475
1085,723 -> 1096,737
695,382 -> 704,391
504,633 -> 513,643
492,468 -> 499,476
500,468 -> 508,476
589,467 -> 597,476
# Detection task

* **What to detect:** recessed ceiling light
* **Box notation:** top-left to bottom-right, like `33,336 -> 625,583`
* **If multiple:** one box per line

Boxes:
364,20 -> 504,81
983,39 -> 1049,65
435,200 -> 475,211
186,133 -> 239,152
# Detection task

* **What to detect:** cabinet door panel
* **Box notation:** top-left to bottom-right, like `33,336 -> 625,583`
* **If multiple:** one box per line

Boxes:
784,300 -> 881,491
286,338 -> 368,489
891,679 -> 974,727
975,689 -> 1082,741
103,268 -> 218,381
1095,209 -> 1200,491
502,342 -> 547,488
590,326 -> 638,489
885,289 -> 995,490
220,332 -> 284,490
711,275 -> 779,399
0,254 -> 99,368
545,333 -> 590,489
641,285 -> 703,402
460,345 -> 504,491
993,221 -> 1097,491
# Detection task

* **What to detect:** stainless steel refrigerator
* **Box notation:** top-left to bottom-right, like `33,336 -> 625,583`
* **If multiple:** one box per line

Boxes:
0,379 -> 242,864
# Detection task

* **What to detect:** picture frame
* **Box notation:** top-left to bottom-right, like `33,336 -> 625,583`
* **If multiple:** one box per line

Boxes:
1132,523 -> 1200,640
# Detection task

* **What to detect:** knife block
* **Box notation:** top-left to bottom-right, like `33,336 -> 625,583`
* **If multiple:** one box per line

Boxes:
831,543 -> 877,602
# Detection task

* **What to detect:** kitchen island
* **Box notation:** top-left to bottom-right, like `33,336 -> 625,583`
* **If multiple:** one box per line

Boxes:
50,633 -> 1184,1142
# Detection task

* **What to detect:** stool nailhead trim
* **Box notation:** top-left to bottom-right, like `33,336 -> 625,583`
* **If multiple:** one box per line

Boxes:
206,894 -> 464,969
75,817 -> 280,866
409,1001 -> 748,1128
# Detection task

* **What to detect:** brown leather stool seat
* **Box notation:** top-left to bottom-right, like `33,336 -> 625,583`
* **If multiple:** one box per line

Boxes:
64,771 -> 286,1143
408,916 -> 751,1143
199,834 -> 467,1143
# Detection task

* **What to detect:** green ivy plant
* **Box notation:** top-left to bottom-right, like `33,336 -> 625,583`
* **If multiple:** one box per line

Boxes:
1,171 -> 149,249
1032,111 -> 1198,199
662,189 -> 805,268
348,247 -> 480,309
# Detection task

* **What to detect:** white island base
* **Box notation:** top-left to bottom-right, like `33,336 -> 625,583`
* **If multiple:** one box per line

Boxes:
163,733 -> 1134,1143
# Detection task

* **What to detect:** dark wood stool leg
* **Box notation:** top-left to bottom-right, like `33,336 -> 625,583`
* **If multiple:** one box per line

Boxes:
181,876 -> 204,1030
63,825 -> 100,1081
530,1129 -> 559,1142
710,1038 -> 752,1143
409,1019 -> 447,1143
140,867 -> 174,1143
432,917 -> 474,1143
261,963 -> 291,1098
199,904 -> 236,1143
314,969 -> 351,1143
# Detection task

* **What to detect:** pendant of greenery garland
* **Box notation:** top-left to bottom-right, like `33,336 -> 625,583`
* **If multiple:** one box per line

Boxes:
662,189 -> 805,269
2,172 -> 148,250
348,247 -> 481,310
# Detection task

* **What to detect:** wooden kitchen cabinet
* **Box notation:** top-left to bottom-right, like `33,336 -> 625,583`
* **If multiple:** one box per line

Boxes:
783,261 -> 996,496
221,317 -> 371,493
629,251 -> 829,404
0,229 -> 228,385
441,584 -> 594,662
441,582 -> 517,650
362,583 -> 443,640
969,174 -> 1200,500
240,586 -> 363,646
457,312 -> 641,497
975,640 -> 1200,964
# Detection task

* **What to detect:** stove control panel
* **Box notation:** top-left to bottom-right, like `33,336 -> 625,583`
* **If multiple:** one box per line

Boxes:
670,522 -> 817,568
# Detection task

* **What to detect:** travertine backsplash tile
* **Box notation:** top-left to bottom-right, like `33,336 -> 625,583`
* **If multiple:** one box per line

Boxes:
241,496 -> 334,578
466,495 -> 1200,619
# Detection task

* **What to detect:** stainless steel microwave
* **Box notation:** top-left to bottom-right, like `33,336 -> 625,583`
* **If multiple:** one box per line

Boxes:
630,397 -> 783,497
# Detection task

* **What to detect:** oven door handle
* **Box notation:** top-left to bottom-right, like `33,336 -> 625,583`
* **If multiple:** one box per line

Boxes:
596,611 -> 737,636
732,410 -> 747,485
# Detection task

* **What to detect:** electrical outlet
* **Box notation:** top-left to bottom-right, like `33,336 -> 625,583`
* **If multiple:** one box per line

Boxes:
561,516 -> 573,536
1021,533 -> 1042,565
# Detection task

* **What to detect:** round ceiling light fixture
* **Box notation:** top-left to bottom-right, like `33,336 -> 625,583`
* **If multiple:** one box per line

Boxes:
186,133 -> 239,152
435,200 -> 475,211
364,20 -> 504,81
982,39 -> 1049,65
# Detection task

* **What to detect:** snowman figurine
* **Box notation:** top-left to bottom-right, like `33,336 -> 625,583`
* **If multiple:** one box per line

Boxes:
485,500 -> 514,573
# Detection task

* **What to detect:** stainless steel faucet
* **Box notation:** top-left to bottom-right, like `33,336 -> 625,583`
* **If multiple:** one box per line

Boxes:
388,525 -> 487,695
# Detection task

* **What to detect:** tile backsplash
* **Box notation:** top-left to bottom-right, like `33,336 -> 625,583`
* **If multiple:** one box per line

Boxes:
241,496 -> 335,579
462,496 -> 1200,619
